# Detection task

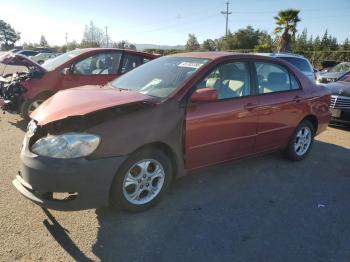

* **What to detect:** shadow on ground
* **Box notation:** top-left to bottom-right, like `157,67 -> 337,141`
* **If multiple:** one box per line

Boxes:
43,141 -> 350,262
329,123 -> 350,132
41,208 -> 93,262
7,118 -> 27,132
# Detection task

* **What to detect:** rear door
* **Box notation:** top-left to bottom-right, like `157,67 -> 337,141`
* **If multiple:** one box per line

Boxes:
253,61 -> 306,152
185,61 -> 259,169
61,51 -> 122,90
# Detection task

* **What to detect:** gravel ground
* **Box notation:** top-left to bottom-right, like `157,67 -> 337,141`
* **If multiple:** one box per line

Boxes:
0,113 -> 349,262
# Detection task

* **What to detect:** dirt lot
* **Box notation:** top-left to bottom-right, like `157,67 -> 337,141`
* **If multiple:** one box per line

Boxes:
0,113 -> 350,262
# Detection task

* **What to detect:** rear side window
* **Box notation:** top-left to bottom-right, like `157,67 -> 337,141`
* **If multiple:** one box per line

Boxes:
254,62 -> 300,94
143,57 -> 151,64
290,73 -> 301,90
278,57 -> 312,73
120,54 -> 143,74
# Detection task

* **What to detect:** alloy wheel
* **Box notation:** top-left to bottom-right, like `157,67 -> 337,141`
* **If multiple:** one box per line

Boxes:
122,159 -> 165,205
294,126 -> 312,156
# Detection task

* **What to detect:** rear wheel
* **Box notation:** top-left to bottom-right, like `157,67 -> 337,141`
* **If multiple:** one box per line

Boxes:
110,148 -> 172,212
20,94 -> 50,121
285,120 -> 314,161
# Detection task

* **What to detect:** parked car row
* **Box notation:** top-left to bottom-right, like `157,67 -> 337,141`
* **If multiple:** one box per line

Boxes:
29,52 -> 62,64
325,71 -> 350,124
6,51 -> 331,212
0,48 -> 158,120
317,62 -> 350,84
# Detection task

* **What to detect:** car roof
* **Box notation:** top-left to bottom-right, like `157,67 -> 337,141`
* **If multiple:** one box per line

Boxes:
73,48 -> 158,58
168,51 -> 305,61
169,51 -> 240,60
254,52 -> 307,59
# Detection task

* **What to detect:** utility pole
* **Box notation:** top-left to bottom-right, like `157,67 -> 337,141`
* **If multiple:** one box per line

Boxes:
105,26 -> 109,48
221,1 -> 232,36
65,32 -> 68,46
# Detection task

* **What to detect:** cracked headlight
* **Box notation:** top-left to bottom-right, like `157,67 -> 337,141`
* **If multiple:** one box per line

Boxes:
31,133 -> 100,159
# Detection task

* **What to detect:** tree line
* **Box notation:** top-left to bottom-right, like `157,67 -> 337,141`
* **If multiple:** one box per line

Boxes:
0,20 -> 136,53
146,9 -> 350,67
1,9 -> 349,67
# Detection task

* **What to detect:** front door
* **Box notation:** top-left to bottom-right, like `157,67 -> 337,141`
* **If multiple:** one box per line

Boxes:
185,61 -> 258,169
61,51 -> 122,90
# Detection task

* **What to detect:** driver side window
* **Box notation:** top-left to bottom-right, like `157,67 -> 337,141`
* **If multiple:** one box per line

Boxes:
196,62 -> 251,100
73,52 -> 121,75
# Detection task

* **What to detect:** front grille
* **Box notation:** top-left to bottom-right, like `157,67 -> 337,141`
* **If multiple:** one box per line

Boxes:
330,95 -> 350,109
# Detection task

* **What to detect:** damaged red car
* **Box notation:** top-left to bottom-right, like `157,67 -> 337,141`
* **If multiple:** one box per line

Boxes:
13,52 -> 331,212
0,48 -> 157,120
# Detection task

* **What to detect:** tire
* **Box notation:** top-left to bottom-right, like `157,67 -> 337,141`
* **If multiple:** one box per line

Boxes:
20,94 -> 50,122
110,148 -> 173,212
285,120 -> 315,161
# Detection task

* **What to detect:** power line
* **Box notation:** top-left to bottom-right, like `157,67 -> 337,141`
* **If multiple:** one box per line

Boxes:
221,1 -> 232,36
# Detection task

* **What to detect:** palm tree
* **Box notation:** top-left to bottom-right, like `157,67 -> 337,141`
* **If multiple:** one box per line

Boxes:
274,9 -> 301,52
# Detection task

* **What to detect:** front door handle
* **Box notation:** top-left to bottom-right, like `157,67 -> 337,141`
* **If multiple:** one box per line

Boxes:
244,102 -> 257,110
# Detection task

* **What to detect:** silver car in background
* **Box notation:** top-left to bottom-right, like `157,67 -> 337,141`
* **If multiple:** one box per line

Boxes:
317,62 -> 350,84
29,52 -> 62,64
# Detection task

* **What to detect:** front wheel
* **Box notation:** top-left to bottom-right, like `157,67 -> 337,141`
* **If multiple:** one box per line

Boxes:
110,149 -> 173,212
20,94 -> 50,121
285,120 -> 315,161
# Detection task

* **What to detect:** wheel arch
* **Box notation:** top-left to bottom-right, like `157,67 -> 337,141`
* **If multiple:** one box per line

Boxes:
33,90 -> 54,100
300,114 -> 318,135
133,142 -> 179,179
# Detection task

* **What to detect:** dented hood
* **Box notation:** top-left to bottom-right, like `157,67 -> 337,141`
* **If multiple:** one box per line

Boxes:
0,52 -> 46,73
31,85 -> 154,125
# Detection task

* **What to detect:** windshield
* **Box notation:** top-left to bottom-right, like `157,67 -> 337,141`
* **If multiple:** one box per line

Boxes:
41,49 -> 85,71
329,63 -> 350,73
111,56 -> 209,98
278,57 -> 312,72
338,72 -> 350,82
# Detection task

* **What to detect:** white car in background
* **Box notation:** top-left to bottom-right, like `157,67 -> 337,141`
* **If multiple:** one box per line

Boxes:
256,53 -> 316,82
30,52 -> 61,64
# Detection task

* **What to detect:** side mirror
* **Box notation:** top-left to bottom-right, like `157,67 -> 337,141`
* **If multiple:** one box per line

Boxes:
191,88 -> 218,103
61,67 -> 71,76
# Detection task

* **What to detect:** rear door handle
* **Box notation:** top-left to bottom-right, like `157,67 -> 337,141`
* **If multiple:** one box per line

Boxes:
244,102 -> 257,110
294,95 -> 302,102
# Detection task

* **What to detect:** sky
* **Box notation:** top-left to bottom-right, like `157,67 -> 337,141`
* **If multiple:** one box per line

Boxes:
1,0 -> 349,46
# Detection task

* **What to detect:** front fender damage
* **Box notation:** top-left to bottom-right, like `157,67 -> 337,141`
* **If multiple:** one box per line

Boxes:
30,99 -> 186,177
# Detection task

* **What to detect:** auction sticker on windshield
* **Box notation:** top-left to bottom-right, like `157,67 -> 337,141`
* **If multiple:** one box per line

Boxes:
178,62 -> 204,69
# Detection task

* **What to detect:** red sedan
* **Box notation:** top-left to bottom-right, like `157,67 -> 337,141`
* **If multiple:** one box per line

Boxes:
13,52 -> 330,212
0,48 -> 158,120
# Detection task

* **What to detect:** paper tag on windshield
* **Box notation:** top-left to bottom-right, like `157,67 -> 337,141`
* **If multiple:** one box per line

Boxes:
178,62 -> 203,69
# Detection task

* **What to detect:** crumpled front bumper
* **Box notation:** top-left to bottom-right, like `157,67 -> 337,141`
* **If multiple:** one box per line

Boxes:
13,135 -> 127,211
